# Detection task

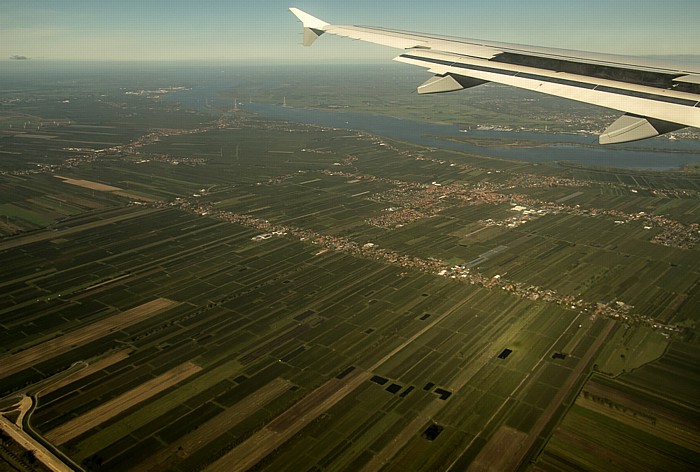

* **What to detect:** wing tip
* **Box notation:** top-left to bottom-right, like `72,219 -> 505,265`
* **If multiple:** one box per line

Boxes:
290,7 -> 329,46
289,8 -> 329,30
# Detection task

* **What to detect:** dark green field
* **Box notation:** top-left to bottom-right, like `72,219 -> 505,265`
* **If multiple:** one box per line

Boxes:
0,65 -> 698,471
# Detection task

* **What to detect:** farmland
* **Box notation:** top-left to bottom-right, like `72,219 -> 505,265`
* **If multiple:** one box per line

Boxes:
0,64 -> 699,471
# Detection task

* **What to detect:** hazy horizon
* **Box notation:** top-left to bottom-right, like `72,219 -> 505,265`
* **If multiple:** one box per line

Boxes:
3,0 -> 699,63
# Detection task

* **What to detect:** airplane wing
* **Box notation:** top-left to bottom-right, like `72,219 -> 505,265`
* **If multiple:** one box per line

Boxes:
290,8 -> 700,144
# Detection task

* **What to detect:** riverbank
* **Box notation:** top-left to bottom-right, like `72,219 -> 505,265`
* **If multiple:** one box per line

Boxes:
162,84 -> 700,171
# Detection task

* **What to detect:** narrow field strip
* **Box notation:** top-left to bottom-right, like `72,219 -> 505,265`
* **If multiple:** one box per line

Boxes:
54,175 -> 123,192
0,207 -> 159,252
205,369 -> 370,472
577,382 -> 700,452
134,377 -> 293,471
0,298 -> 178,380
465,319 -> 615,471
205,296 -> 473,472
45,361 -> 201,445
38,349 -> 133,396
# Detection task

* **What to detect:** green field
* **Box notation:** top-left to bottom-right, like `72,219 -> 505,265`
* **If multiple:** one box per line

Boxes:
0,66 -> 698,471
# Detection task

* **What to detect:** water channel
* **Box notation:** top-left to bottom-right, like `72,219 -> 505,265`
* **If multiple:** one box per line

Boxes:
166,84 -> 700,171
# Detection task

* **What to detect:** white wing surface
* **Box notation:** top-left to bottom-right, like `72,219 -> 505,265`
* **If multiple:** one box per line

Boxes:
290,8 -> 700,144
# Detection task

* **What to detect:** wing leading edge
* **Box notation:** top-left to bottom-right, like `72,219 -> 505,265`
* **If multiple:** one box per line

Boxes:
290,8 -> 700,144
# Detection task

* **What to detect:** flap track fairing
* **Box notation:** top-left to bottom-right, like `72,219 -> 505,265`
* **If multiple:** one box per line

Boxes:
417,74 -> 488,94
599,114 -> 685,144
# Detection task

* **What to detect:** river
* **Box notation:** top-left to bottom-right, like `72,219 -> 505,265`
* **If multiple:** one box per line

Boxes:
165,84 -> 700,171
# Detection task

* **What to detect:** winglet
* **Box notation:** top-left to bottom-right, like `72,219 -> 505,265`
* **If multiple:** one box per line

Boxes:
289,8 -> 329,46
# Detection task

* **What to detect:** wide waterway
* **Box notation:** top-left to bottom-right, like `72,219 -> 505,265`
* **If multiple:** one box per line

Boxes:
166,84 -> 700,171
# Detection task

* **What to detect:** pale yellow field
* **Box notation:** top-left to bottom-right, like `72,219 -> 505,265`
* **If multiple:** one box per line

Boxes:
0,298 -> 178,380
46,361 -> 201,445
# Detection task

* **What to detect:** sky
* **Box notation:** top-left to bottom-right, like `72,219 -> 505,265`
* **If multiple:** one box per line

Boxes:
2,0 -> 699,63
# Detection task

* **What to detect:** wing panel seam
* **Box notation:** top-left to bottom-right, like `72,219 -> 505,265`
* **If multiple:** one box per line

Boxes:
400,54 -> 699,107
